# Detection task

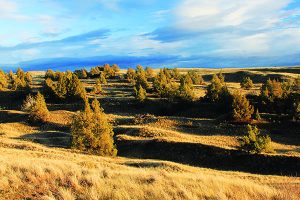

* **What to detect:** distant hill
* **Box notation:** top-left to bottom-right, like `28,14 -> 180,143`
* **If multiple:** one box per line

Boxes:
1,54 -> 300,71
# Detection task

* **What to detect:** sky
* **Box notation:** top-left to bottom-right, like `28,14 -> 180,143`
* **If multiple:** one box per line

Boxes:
1,0 -> 300,69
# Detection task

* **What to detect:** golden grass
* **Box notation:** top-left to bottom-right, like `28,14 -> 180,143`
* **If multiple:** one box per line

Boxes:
0,137 -> 299,200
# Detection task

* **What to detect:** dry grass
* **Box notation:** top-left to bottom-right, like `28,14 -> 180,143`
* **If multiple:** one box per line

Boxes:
0,136 -> 299,200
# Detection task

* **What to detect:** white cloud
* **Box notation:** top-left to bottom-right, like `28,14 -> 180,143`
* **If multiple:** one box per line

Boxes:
0,0 -> 30,21
172,0 -> 300,57
175,0 -> 293,31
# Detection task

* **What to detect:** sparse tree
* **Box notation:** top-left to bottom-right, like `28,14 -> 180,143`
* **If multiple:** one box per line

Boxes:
179,75 -> 195,101
187,70 -> 204,85
92,79 -> 103,94
231,92 -> 254,122
126,68 -> 136,84
99,72 -> 107,84
135,65 -> 149,89
111,64 -> 120,76
0,69 -> 7,91
205,74 -> 229,103
145,67 -> 155,79
71,98 -> 117,156
153,68 -> 178,99
239,125 -> 273,154
29,92 -> 49,123
241,77 -> 254,90
134,85 -> 147,102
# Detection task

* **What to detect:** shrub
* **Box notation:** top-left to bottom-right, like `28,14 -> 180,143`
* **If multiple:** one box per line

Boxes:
99,72 -> 107,84
179,75 -> 195,101
111,64 -> 120,76
71,98 -> 117,156
261,79 -> 292,102
25,72 -> 32,84
231,92 -> 254,122
45,69 -> 57,80
205,73 -> 230,103
145,67 -> 155,79
90,67 -> 101,78
21,94 -> 36,112
92,79 -> 103,94
10,68 -> 31,90
0,69 -> 7,91
126,68 -> 136,83
239,125 -> 273,154
134,85 -> 147,102
187,70 -> 204,85
171,68 -> 180,80
74,69 -> 88,79
240,77 -> 254,90
43,71 -> 86,102
153,68 -> 178,99
135,65 -> 149,89
29,92 -> 49,123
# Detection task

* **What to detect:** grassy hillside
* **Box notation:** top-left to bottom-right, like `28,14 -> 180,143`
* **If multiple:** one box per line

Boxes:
0,67 -> 300,199
0,123 -> 300,199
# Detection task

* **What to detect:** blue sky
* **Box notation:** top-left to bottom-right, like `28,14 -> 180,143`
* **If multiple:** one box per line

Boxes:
1,0 -> 300,69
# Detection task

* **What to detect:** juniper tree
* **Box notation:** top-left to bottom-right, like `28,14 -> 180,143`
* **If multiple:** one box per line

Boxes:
240,77 -> 254,90
134,85 -> 147,102
126,68 -> 136,84
231,92 -> 254,122
187,71 -> 204,85
92,79 -> 103,94
29,92 -> 49,123
239,125 -> 273,154
45,69 -> 57,80
0,69 -> 7,91
111,64 -> 120,76
145,67 -> 155,79
179,75 -> 195,101
205,74 -> 229,103
71,98 -> 117,156
99,72 -> 107,84
153,68 -> 178,99
135,65 -> 149,89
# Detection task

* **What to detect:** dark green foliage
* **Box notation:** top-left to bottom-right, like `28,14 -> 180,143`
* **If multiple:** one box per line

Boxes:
240,77 -> 254,90
90,67 -> 101,78
145,67 -> 155,79
111,64 -> 120,76
205,73 -> 230,103
153,68 -> 178,99
43,71 -> 86,102
239,125 -> 273,154
0,69 -> 7,91
134,85 -> 147,102
126,68 -> 136,83
179,75 -> 195,101
74,69 -> 88,79
45,69 -> 58,80
187,71 -> 204,85
231,92 -> 254,122
134,65 -> 149,89
28,92 -> 49,123
92,79 -> 103,94
10,68 -> 31,91
171,68 -> 180,80
261,79 -> 292,102
99,72 -> 107,84
71,98 -> 117,156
